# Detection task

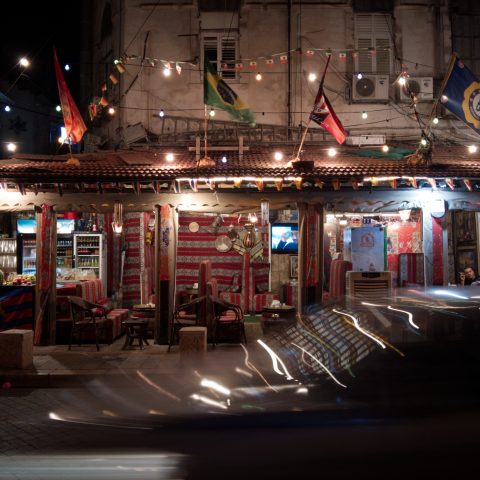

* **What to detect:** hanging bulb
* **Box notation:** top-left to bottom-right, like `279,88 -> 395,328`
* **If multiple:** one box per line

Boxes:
108,107 -> 116,115
159,109 -> 165,118
468,145 -> 477,154
432,117 -> 439,125
209,108 -> 215,117
382,145 -> 389,152
4,105 -> 11,112
255,72 -> 262,81
308,72 -> 317,82
163,65 -> 171,77
357,72 -> 363,80
328,148 -> 337,157
361,111 -> 368,119
398,76 -> 407,86
19,57 -> 29,68
221,156 -> 227,164
64,64 -> 70,71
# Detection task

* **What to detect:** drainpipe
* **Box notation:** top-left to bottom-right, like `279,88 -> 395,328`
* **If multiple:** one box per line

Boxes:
287,0 -> 292,133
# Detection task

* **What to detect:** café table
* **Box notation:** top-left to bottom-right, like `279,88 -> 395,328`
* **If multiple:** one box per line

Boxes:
261,304 -> 297,334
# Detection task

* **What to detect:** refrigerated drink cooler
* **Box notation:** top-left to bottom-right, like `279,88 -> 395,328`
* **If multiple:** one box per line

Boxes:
73,233 -> 106,284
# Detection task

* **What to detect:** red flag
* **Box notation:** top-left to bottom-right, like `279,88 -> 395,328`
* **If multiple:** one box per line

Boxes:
53,48 -> 87,144
309,57 -> 347,144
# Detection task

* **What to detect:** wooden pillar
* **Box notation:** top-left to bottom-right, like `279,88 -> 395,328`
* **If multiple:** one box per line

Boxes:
422,206 -> 433,286
48,210 -> 57,345
314,204 -> 324,305
154,204 -> 162,344
297,202 -> 308,314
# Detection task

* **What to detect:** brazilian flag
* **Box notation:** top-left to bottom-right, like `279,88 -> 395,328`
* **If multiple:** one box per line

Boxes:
204,56 -> 255,126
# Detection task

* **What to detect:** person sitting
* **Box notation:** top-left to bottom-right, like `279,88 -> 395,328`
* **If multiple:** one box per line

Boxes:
459,266 -> 480,286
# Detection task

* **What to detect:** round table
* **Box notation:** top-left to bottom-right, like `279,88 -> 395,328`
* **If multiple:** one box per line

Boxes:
131,304 -> 155,337
122,319 -> 149,349
261,305 -> 296,334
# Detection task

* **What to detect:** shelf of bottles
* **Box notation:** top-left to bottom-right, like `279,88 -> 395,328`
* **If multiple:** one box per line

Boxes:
56,238 -> 73,269
74,234 -> 102,279
22,239 -> 36,273
0,238 -> 17,272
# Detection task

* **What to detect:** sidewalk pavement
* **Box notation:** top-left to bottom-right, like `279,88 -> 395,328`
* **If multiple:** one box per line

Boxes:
0,323 -> 264,388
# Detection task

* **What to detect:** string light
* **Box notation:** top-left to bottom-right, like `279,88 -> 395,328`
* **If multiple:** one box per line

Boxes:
308,72 -> 317,82
441,95 -> 448,102
328,148 -> 337,157
166,153 -> 174,162
6,143 -> 16,152
55,105 -> 61,112
255,72 -> 262,81
209,108 -> 215,117
159,109 -> 165,118
163,64 -> 171,77
19,57 -> 29,68
221,156 -> 227,164
468,145 -> 477,154
382,145 -> 389,152
108,107 -> 116,115
4,106 -> 11,112
420,138 -> 428,146
356,73 -> 363,80
398,76 -> 407,86
64,64 -> 70,71
361,111 -> 368,119
432,117 -> 439,125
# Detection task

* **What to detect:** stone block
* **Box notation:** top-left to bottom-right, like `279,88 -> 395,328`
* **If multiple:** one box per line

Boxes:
179,326 -> 207,356
0,329 -> 34,369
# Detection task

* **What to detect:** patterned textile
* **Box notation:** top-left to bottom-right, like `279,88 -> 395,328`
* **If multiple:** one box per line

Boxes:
399,253 -> 424,287
56,284 -> 78,321
253,292 -> 280,312
432,217 -> 443,286
122,213 -> 143,307
77,279 -> 108,304
283,284 -> 298,309
329,259 -> 352,299
0,287 -> 34,331
219,292 -> 242,306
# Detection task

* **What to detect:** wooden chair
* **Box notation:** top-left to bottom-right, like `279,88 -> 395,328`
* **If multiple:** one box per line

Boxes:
68,296 -> 109,351
211,296 -> 247,346
168,295 -> 206,352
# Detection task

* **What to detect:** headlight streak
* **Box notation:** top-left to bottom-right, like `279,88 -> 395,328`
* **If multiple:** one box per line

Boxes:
136,370 -> 181,402
257,339 -> 294,380
387,305 -> 420,329
235,367 -> 253,378
200,378 -> 231,396
292,343 -> 347,388
190,393 -> 228,410
240,343 -> 278,391
48,412 -> 153,430
332,309 -> 386,349
297,315 -> 356,377
361,302 -> 387,307
433,290 -> 469,300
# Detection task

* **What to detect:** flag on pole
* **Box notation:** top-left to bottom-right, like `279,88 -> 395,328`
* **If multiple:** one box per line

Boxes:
309,59 -> 347,144
53,48 -> 87,144
440,54 -> 480,135
204,56 -> 255,125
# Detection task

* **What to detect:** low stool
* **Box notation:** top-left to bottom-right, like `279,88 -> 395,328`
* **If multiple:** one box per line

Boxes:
0,329 -> 33,369
179,326 -> 207,358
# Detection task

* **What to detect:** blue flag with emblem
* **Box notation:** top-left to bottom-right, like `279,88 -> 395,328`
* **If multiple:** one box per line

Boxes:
441,54 -> 480,135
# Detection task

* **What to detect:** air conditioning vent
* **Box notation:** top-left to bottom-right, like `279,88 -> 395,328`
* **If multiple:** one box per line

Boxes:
399,77 -> 433,102
352,74 -> 389,102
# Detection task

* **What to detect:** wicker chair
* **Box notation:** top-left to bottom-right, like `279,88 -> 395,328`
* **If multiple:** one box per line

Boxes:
211,296 -> 247,346
168,295 -> 206,352
68,296 -> 109,351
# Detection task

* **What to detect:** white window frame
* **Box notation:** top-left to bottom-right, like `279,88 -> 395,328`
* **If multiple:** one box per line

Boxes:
201,31 -> 239,82
354,13 -> 393,75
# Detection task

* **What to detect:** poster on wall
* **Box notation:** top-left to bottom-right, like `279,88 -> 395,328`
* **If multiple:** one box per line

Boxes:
351,226 -> 385,272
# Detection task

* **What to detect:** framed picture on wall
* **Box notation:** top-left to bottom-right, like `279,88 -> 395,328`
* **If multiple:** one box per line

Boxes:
290,255 -> 298,278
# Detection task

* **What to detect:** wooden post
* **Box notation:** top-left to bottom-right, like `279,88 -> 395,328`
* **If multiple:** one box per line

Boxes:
48,210 -> 57,345
422,206 -> 433,286
315,204 -> 324,305
297,202 -> 308,314
154,204 -> 162,344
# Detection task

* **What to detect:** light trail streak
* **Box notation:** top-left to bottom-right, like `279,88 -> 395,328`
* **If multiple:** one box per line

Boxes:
136,371 -> 181,402
200,378 -> 231,396
387,305 -> 419,329
240,343 -> 278,391
190,394 -> 228,410
257,339 -> 294,380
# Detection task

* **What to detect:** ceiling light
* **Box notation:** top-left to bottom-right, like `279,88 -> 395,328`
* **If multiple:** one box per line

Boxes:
327,148 -> 337,157
274,151 -> 283,161
166,153 -> 174,162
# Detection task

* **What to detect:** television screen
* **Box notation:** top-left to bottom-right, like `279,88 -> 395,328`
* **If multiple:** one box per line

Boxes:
57,219 -> 75,234
271,224 -> 298,254
17,219 -> 36,234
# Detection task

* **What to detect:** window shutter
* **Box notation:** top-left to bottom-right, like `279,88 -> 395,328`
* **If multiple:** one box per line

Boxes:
221,36 -> 236,79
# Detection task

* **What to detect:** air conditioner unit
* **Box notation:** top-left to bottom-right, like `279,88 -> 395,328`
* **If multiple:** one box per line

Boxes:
399,77 -> 433,102
346,271 -> 392,309
352,74 -> 389,102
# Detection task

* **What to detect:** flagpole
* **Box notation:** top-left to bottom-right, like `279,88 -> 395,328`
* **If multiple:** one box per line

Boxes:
204,104 -> 208,159
425,53 -> 457,136
294,54 -> 331,161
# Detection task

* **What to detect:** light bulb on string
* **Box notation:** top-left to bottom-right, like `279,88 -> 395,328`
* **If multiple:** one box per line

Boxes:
163,65 -> 171,77
64,64 -> 70,71
221,156 -> 227,164
56,105 -> 62,112
255,72 -> 262,81
357,73 -> 363,80
209,108 -> 215,117
108,107 -> 116,116
274,151 -> 283,161
4,105 -> 11,112
398,76 -> 407,86
361,111 -> 368,119
468,145 -> 477,154
159,109 -> 165,118
420,138 -> 428,147
382,145 -> 389,153
432,117 -> 439,125
19,57 -> 29,68
6,143 -> 16,152
308,72 -> 317,82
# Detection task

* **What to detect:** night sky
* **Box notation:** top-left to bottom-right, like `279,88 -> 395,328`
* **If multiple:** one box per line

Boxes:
0,1 -> 82,103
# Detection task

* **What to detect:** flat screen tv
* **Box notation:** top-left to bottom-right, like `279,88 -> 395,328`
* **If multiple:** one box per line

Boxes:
271,223 -> 298,254
57,219 -> 75,234
17,218 -> 75,234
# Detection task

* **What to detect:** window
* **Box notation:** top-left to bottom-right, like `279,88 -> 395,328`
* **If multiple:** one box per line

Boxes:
354,13 -> 393,75
202,33 -> 238,80
451,0 -> 480,76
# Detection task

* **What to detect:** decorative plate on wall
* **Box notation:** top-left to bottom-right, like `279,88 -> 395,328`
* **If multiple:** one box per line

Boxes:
215,235 -> 233,253
188,222 -> 200,232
